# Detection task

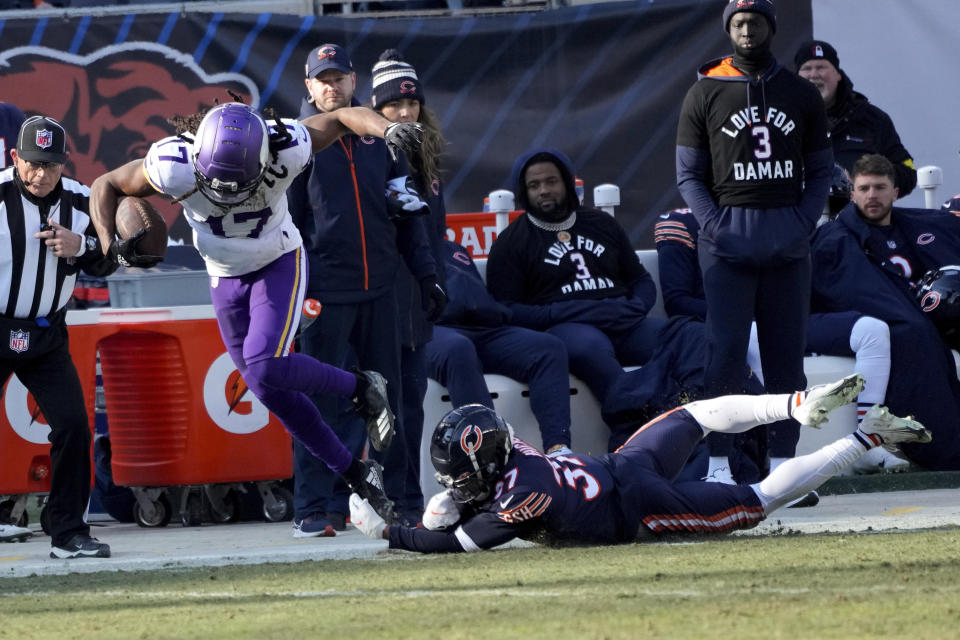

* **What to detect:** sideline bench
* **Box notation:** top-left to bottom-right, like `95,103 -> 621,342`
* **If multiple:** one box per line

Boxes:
417,249 -> 861,497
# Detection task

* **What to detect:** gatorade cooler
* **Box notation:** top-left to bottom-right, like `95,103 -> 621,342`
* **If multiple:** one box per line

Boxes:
96,315 -> 292,489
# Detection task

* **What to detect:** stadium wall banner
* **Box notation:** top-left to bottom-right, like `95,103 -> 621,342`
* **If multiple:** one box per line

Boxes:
0,1 -> 811,247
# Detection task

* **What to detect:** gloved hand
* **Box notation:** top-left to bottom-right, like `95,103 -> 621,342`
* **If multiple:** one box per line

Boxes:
107,230 -> 163,268
384,122 -> 424,163
385,176 -> 429,220
349,493 -> 387,539
420,276 -> 447,322
422,490 -> 462,531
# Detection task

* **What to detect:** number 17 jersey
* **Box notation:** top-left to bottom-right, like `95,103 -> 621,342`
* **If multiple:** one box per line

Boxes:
142,119 -> 312,277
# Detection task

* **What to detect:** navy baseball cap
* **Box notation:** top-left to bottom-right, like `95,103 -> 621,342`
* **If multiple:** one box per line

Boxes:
305,44 -> 353,78
17,115 -> 67,164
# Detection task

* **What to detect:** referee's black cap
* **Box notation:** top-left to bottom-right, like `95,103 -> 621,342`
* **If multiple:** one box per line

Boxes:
17,115 -> 67,165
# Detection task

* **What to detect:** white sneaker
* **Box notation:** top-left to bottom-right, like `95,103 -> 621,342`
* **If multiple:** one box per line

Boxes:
0,523 -> 31,543
849,445 -> 911,475
792,374 -> 866,428
859,405 -> 932,446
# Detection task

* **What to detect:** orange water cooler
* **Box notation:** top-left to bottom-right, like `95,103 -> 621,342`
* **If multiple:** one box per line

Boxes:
91,306 -> 293,527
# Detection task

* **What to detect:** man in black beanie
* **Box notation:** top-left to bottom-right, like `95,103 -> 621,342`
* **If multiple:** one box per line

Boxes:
675,0 -> 833,496
795,39 -> 917,197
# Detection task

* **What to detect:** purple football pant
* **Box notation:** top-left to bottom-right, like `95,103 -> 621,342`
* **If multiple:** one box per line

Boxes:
609,408 -> 765,539
209,247 -> 354,473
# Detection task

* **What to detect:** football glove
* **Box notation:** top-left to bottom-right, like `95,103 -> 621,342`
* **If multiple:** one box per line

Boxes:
422,490 -> 462,531
384,122 -> 423,162
349,493 -> 387,539
420,275 -> 447,322
107,230 -> 163,268
385,176 -> 430,219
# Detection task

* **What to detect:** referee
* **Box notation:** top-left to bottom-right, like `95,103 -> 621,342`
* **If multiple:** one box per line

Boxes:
1,115 -> 117,558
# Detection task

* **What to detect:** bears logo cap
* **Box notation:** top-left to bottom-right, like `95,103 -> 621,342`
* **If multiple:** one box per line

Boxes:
17,115 -> 67,164
306,44 -> 353,78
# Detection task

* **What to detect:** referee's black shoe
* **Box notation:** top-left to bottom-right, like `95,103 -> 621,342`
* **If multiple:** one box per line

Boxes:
50,533 -> 111,559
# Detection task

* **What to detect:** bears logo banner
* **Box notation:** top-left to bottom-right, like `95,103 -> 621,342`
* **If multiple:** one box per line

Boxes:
0,3 -> 811,247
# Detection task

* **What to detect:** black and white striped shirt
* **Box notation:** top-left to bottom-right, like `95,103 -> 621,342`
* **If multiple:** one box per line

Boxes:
0,167 -> 112,320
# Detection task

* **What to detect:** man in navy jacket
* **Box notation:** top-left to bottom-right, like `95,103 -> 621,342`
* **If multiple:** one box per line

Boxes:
287,44 -> 441,533
811,154 -> 960,470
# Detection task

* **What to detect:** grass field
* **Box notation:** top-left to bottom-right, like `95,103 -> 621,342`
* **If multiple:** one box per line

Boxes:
3,527 -> 959,640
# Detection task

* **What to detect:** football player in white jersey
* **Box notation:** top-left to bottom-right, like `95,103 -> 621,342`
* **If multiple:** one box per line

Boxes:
88,101 -> 424,522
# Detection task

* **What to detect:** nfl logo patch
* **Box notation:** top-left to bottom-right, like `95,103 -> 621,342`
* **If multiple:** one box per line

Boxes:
9,329 -> 29,353
35,129 -> 53,149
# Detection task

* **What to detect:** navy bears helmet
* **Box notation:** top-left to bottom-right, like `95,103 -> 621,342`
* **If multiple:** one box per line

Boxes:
917,265 -> 960,348
430,404 -> 514,506
827,163 -> 853,214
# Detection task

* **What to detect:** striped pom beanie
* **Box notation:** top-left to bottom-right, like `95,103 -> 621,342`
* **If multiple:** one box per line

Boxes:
370,49 -> 425,108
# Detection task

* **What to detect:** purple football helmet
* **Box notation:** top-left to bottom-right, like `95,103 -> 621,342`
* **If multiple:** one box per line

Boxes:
193,103 -> 270,206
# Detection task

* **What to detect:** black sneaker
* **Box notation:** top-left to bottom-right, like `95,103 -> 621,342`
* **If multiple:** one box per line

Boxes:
324,511 -> 347,532
351,370 -> 395,452
344,459 -> 395,524
50,534 -> 111,559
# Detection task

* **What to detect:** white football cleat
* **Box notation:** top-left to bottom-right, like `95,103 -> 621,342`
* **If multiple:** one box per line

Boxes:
859,405 -> 932,446
792,374 -> 865,428
849,445 -> 911,474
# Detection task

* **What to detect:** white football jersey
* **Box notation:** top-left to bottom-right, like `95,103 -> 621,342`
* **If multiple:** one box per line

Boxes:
143,118 -> 312,277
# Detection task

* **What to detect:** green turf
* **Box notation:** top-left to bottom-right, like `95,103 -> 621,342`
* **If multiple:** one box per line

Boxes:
3,528 -> 959,639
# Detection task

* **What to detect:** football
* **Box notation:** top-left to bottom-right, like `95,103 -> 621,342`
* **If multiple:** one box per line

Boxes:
115,196 -> 168,260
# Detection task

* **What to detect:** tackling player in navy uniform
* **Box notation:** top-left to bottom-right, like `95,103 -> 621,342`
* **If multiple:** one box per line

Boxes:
655,208 -> 903,477
676,0 -> 832,484
811,154 -> 960,470
348,375 -> 931,552
485,148 -> 665,411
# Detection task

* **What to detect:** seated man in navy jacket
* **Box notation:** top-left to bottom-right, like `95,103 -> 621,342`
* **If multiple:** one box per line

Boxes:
426,239 -> 574,455
485,148 -> 666,409
811,154 -> 960,470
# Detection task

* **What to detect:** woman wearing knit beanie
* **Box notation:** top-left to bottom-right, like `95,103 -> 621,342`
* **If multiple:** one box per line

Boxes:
370,49 -> 446,192
371,49 -> 449,526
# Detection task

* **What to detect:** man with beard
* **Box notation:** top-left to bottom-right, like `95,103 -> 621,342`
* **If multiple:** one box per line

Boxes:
675,0 -> 832,485
810,154 -> 960,470
485,148 -> 666,444
795,40 -> 916,197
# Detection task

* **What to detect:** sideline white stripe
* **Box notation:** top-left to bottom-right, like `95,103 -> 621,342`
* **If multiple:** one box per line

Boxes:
6,583 -> 956,600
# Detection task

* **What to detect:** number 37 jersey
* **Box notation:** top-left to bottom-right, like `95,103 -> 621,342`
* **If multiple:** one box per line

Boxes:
143,119 -> 312,277
458,439 -> 626,550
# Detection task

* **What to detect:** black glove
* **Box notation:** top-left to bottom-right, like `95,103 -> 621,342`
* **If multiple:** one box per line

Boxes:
384,122 -> 423,162
420,276 -> 447,322
107,230 -> 163,269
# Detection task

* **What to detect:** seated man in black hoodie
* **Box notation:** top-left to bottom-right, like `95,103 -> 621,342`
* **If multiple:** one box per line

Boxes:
426,239 -> 574,455
485,148 -> 666,411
